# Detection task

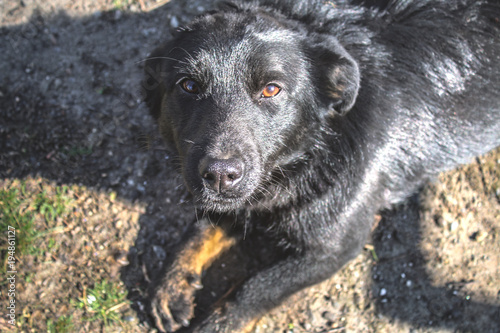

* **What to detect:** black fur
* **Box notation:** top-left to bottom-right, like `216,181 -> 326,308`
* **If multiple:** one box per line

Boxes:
143,0 -> 500,331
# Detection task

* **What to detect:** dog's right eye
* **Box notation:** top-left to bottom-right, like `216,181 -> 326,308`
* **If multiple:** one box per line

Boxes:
261,84 -> 281,98
179,79 -> 200,94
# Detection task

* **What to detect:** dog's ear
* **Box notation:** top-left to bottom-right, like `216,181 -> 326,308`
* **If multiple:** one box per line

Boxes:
306,34 -> 360,116
141,44 -> 170,120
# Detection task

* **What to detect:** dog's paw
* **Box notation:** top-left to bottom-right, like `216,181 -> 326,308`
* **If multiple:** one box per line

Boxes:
192,303 -> 257,333
191,308 -> 230,333
150,269 -> 203,332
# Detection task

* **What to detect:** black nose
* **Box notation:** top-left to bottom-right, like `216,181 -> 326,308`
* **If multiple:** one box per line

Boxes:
198,157 -> 244,193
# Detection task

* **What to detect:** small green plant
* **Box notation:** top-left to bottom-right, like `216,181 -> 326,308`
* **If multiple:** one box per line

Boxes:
65,146 -> 93,158
34,185 -> 71,223
24,272 -> 34,284
47,315 -> 74,333
365,244 -> 379,262
0,181 -> 72,265
113,0 -> 128,10
73,280 -> 129,325
0,186 -> 37,266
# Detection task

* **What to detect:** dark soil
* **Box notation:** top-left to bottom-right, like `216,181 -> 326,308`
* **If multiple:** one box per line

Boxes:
1,0 -> 499,332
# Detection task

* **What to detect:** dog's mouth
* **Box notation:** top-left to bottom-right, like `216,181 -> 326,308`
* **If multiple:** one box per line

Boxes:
196,191 -> 250,213
191,183 -> 256,213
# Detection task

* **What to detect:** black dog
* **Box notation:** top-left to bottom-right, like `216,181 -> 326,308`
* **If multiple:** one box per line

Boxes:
142,0 -> 500,332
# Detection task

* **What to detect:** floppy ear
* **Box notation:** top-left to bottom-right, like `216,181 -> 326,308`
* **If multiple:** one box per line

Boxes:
142,43 -> 170,120
307,34 -> 360,116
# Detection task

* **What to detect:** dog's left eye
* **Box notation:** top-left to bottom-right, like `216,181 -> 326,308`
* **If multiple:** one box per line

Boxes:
180,79 -> 200,94
261,84 -> 281,98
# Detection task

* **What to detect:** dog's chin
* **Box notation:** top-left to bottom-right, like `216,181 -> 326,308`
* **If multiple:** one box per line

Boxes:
195,192 -> 250,213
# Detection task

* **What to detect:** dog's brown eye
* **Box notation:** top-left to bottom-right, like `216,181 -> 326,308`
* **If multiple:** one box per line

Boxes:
261,84 -> 281,98
180,79 -> 200,94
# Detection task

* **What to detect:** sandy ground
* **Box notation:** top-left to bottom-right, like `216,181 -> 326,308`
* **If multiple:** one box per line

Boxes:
1,0 -> 499,332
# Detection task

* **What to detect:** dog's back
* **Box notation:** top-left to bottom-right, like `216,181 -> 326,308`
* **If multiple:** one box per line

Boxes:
294,0 -> 500,205
357,0 -> 500,204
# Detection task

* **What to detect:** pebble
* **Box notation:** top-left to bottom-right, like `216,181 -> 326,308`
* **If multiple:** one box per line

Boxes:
379,288 -> 387,296
322,311 -> 336,322
170,16 -> 180,28
136,300 -> 145,311
153,245 -> 166,260
87,295 -> 97,304
142,27 -> 158,37
123,315 -> 136,322
54,78 -> 62,89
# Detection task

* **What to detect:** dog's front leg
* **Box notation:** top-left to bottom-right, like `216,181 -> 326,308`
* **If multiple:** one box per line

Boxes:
193,244 -> 363,333
150,221 -> 236,332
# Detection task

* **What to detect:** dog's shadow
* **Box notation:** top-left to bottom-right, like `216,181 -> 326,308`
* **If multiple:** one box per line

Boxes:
372,197 -> 499,332
0,1 -> 498,332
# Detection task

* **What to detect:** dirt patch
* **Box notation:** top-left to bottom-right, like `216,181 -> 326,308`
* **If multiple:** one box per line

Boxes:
1,1 -> 499,332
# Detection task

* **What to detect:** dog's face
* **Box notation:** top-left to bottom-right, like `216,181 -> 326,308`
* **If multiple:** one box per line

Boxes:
145,7 -> 360,212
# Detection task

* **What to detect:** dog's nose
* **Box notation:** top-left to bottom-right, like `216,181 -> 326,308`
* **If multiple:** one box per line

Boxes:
198,157 -> 244,193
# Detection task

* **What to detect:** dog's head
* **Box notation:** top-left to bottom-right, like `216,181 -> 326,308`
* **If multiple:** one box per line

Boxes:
143,4 -> 360,212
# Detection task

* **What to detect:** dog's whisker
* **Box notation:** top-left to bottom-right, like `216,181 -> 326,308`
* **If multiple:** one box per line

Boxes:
136,56 -> 184,64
